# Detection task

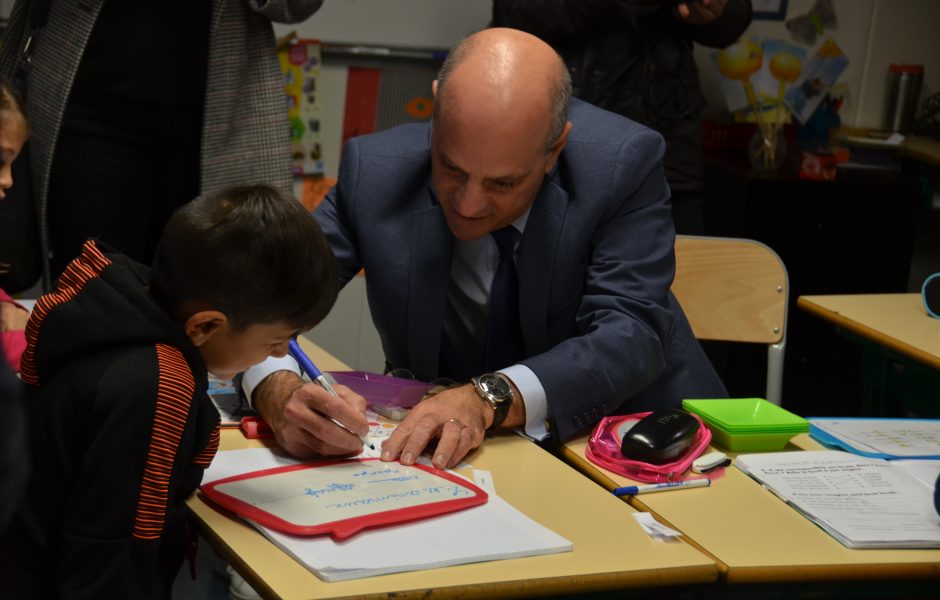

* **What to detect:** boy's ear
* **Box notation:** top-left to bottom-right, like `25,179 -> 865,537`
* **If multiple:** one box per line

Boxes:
185,310 -> 228,347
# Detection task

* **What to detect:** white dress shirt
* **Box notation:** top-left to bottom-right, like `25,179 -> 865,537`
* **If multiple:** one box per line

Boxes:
242,209 -> 551,440
446,210 -> 549,440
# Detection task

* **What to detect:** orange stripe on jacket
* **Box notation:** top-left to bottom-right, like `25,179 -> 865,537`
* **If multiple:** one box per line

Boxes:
194,426 -> 220,469
21,241 -> 112,385
133,343 -> 196,540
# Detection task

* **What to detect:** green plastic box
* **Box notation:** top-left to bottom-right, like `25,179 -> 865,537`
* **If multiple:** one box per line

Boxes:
682,398 -> 809,451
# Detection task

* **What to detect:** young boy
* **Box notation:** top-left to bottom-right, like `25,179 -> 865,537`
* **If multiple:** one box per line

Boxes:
2,184 -> 341,598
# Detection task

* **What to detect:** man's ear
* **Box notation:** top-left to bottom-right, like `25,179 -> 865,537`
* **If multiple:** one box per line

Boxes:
185,310 -> 228,347
544,121 -> 572,174
431,79 -> 439,99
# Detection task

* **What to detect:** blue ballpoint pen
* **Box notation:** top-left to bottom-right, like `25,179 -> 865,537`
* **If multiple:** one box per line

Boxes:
612,478 -> 710,496
288,339 -> 374,450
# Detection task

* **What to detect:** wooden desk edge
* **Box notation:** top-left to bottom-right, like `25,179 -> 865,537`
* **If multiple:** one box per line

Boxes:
902,135 -> 940,168
557,442 -> 940,585
187,493 -> 717,600
796,296 -> 940,371
725,562 -> 940,584
555,444 -> 731,579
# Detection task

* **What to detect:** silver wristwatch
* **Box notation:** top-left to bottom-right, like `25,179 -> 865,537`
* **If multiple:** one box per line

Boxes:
471,373 -> 514,429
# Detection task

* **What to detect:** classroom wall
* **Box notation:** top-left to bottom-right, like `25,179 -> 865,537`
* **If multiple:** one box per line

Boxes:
278,0 -> 488,49
857,0 -> 939,127
280,0 -> 940,161
283,0 -> 940,371
693,0 -> 940,129
1,0 -> 935,133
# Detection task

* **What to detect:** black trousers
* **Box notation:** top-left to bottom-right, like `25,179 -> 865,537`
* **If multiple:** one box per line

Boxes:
47,98 -> 202,277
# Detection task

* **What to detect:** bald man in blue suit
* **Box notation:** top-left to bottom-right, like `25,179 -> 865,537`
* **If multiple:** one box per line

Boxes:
246,27 -> 726,468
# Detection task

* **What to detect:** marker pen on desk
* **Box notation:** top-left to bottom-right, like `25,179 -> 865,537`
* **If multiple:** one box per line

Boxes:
612,478 -> 710,496
288,339 -> 374,450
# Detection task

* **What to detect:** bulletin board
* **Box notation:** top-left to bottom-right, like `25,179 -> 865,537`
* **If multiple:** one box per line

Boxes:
278,37 -> 445,207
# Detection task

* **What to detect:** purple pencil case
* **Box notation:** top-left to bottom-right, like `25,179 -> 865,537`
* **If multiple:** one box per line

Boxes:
328,371 -> 434,413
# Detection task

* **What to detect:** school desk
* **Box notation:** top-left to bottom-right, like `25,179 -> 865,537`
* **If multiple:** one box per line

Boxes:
798,294 -> 940,372
902,135 -> 940,169
799,293 -> 940,415
702,154 -> 920,419
559,433 -> 940,584
186,340 -> 718,600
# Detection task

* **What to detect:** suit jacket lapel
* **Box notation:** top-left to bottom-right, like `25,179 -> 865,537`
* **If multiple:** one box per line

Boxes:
518,179 -> 568,353
407,199 -> 453,378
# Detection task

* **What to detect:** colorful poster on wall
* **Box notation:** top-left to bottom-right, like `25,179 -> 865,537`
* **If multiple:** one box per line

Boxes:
712,37 -> 806,123
783,37 -> 848,124
280,40 -> 325,176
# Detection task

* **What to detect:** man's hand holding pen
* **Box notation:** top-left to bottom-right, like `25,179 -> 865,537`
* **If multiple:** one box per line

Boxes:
254,370 -> 369,458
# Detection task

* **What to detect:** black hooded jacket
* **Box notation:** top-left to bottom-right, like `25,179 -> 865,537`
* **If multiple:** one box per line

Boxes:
1,241 -> 220,599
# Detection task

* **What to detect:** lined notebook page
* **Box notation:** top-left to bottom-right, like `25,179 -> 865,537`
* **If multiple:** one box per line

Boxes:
203,448 -> 572,581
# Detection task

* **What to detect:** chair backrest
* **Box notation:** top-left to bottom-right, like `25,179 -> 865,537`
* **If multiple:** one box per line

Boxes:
672,235 -> 789,405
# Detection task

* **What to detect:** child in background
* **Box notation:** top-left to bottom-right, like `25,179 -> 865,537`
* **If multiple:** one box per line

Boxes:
0,78 -> 30,372
1,184 -> 350,598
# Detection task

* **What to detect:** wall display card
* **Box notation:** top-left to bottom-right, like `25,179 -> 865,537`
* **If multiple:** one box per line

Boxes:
783,37 -> 848,123
713,37 -> 806,121
279,39 -> 325,176
202,458 -> 487,539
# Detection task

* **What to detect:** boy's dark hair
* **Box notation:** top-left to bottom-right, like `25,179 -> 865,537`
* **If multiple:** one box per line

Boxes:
150,184 -> 339,332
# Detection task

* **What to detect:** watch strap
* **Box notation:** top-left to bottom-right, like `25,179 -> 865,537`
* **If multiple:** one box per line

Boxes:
473,374 -> 513,430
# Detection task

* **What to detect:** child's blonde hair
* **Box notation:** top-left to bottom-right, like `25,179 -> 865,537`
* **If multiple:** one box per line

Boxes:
0,78 -> 29,135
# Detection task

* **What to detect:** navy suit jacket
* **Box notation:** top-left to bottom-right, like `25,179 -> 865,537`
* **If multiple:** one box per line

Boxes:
314,99 -> 726,440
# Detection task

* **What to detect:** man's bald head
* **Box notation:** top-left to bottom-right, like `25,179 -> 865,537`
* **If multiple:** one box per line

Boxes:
435,28 -> 572,152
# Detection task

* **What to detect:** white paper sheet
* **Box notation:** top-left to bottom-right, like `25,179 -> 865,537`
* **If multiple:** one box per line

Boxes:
735,451 -> 940,549
811,419 -> 940,457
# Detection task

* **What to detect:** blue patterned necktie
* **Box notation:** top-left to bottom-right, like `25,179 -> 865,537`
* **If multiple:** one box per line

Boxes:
485,226 -> 525,371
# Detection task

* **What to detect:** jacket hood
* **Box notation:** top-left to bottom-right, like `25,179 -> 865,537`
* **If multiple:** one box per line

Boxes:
21,241 -> 201,385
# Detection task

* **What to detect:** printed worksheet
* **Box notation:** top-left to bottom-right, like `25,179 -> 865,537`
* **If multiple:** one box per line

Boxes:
735,450 -> 940,548
810,418 -> 940,458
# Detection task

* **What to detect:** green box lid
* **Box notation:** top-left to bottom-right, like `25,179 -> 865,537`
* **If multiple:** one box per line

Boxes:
682,398 -> 809,432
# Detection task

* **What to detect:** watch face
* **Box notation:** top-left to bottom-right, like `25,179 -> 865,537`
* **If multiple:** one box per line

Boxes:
479,374 -> 511,399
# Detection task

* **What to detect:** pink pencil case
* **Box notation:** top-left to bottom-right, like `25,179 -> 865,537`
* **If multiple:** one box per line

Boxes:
586,411 -> 712,483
